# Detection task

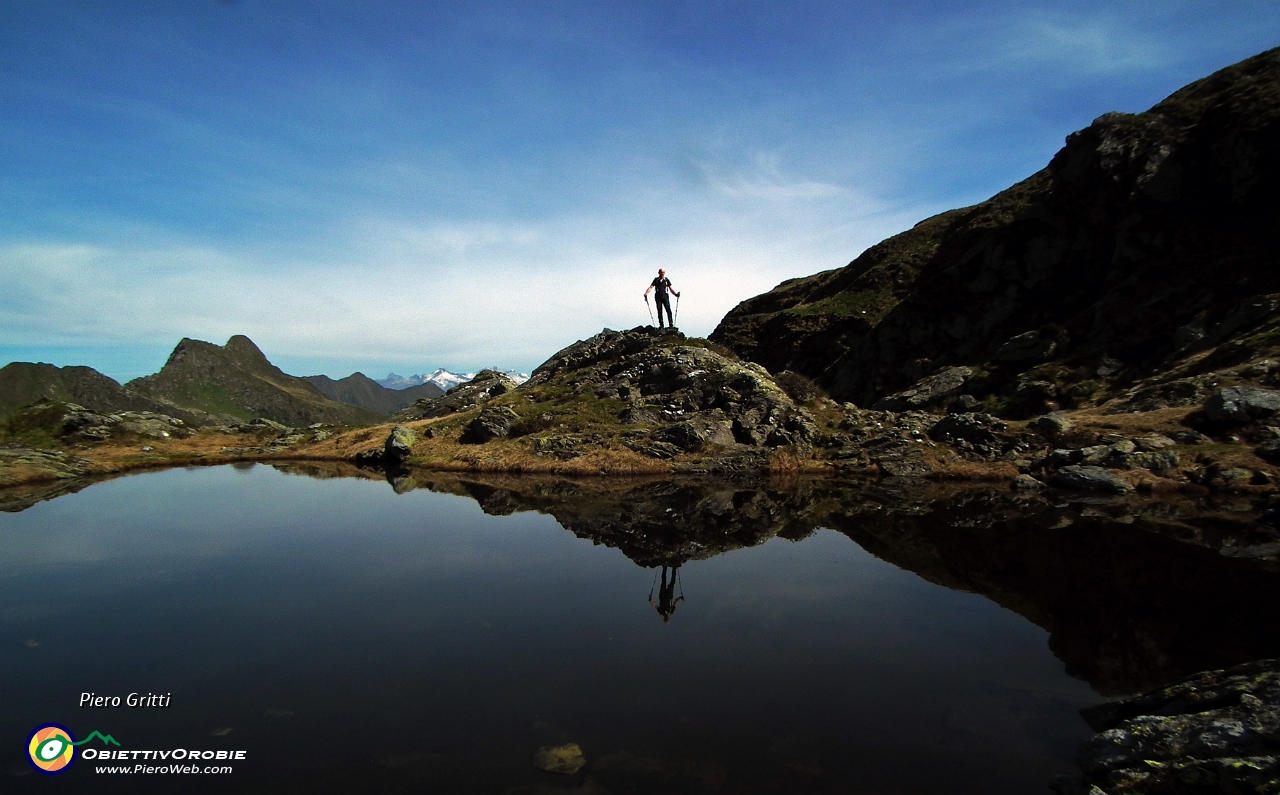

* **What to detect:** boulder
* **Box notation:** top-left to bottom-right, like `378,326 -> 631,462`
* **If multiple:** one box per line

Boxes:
462,406 -> 519,444
872,366 -> 971,412
1031,412 -> 1074,436
1126,450 -> 1180,473
1256,439 -> 1280,463
1204,386 -> 1280,423
1133,435 -> 1175,452
1053,465 -> 1133,493
383,425 -> 417,464
1011,474 -> 1046,490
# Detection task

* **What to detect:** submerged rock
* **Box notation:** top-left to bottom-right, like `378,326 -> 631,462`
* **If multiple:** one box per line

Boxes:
532,743 -> 586,775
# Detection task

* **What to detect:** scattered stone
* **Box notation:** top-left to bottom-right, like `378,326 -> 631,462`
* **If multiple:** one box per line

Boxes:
1126,450 -> 1180,473
462,406 -> 519,444
1031,412 -> 1074,436
1012,474 -> 1046,490
1132,435 -> 1175,451
532,743 -> 586,775
1171,430 -> 1211,444
1256,439 -> 1280,463
1053,465 -> 1133,493
244,417 -> 289,431
928,412 -> 1007,446
1204,386 -> 1280,423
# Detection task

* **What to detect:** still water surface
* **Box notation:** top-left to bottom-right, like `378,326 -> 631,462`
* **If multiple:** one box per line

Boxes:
3,464 -> 1105,793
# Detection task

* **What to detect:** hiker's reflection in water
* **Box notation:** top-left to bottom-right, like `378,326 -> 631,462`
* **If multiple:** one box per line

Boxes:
648,565 -> 685,624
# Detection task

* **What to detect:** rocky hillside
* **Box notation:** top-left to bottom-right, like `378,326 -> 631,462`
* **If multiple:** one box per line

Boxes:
304,372 -> 443,417
0,361 -> 199,422
127,335 -> 380,426
712,47 -> 1280,419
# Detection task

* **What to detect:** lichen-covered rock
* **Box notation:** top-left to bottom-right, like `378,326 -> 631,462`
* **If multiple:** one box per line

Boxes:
1054,658 -> 1280,795
1126,450 -> 1180,473
384,425 -> 416,463
1054,465 -> 1133,493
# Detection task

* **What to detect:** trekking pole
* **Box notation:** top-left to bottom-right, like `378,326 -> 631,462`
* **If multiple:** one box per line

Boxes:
674,294 -> 680,327
644,294 -> 655,326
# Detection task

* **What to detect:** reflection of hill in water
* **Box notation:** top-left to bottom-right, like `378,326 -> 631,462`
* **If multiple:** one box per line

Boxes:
7,461 -> 1280,697
356,467 -> 1280,697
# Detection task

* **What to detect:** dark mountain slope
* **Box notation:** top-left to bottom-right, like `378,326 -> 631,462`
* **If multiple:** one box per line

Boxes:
127,335 -> 379,426
0,361 -> 204,421
712,47 -> 1280,415
304,372 -> 444,417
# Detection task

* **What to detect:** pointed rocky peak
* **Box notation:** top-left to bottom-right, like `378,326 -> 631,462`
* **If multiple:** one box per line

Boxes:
161,337 -> 222,369
223,335 -> 273,369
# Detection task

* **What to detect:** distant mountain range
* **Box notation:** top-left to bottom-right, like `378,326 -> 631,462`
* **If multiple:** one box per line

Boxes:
303,372 -> 443,416
377,368 -> 529,391
0,336 -> 490,426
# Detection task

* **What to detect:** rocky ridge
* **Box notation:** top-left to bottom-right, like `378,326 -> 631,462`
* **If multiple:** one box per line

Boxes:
712,47 -> 1280,422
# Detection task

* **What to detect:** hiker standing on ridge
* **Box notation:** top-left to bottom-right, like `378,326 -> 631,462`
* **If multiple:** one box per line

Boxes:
644,268 -> 680,329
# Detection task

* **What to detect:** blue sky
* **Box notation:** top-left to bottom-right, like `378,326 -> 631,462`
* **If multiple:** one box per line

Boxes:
2,1 -> 1277,382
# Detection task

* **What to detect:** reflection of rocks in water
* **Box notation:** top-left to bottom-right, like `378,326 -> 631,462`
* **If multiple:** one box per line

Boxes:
390,470 -> 1280,696
408,472 -> 819,567
823,489 -> 1280,696
593,751 -> 727,793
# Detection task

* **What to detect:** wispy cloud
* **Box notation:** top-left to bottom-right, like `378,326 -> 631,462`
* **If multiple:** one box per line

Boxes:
691,151 -> 850,201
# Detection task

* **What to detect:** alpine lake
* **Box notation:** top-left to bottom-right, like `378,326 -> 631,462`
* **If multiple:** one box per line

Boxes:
3,462 -> 1279,794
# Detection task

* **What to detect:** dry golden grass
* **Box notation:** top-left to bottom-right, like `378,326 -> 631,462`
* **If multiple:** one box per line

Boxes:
926,461 -> 1020,481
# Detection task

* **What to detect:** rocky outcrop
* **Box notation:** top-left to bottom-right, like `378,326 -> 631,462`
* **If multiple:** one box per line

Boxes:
0,446 -> 98,487
524,327 -> 816,458
4,399 -> 193,443
712,47 -> 1280,418
392,370 -> 518,422
1054,658 -> 1280,795
127,335 -> 380,427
